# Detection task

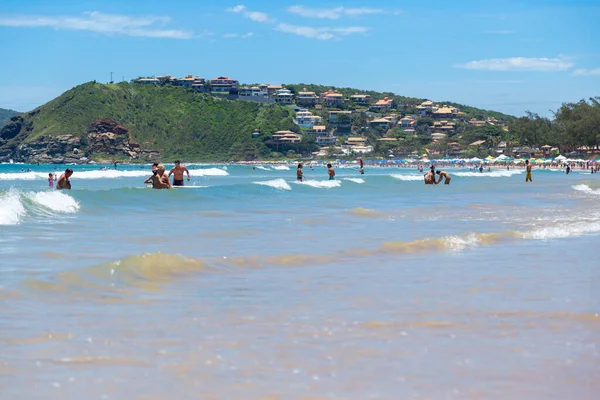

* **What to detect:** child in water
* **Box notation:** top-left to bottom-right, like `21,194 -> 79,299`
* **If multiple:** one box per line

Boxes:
48,173 -> 56,188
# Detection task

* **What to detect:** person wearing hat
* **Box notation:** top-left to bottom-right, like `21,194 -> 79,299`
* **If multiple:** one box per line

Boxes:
168,160 -> 190,186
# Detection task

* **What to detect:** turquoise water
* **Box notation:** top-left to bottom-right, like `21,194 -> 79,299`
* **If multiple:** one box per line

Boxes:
1,162 -> 599,399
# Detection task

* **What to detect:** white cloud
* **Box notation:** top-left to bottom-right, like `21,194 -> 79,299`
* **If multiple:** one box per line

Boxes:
223,32 -> 254,39
274,23 -> 368,40
0,11 -> 192,39
485,30 -> 514,34
455,57 -> 573,72
572,68 -> 600,76
226,5 -> 273,23
287,5 -> 390,19
226,5 -> 246,13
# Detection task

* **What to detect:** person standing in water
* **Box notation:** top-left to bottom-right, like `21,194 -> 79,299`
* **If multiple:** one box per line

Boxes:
48,173 -> 56,188
297,164 -> 303,182
435,170 -> 451,184
144,165 -> 171,189
327,163 -> 335,180
525,160 -> 533,182
56,168 -> 73,190
168,160 -> 191,187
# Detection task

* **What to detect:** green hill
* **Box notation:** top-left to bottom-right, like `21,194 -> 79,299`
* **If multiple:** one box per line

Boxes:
0,107 -> 19,126
0,82 -> 298,162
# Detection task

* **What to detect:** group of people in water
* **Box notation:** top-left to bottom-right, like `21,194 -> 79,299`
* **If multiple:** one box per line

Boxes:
144,161 -> 191,189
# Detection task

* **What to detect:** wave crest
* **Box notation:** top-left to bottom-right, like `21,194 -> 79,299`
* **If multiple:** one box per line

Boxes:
253,178 -> 292,191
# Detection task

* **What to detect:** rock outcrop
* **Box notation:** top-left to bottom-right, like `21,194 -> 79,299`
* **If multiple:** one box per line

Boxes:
0,118 -> 160,163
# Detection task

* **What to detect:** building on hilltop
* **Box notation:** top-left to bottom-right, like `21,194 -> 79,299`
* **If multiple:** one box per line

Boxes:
398,116 -> 416,129
238,86 -> 272,102
431,106 -> 458,119
209,76 -> 239,94
350,93 -> 371,105
275,88 -> 294,105
267,85 -> 283,96
369,118 -> 392,130
321,89 -> 344,108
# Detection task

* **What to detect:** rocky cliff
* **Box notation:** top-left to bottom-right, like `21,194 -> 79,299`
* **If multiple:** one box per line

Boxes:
0,117 -> 159,163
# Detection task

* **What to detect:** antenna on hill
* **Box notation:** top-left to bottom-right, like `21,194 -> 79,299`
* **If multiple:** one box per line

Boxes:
110,72 -> 114,84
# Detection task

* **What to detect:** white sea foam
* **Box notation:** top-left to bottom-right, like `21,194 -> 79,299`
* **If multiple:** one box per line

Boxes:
343,178 -> 365,184
190,168 -> 229,177
443,234 -> 485,250
26,191 -> 81,213
254,166 -> 270,171
391,174 -> 423,181
0,189 -> 26,225
253,179 -> 292,191
454,170 -> 523,177
0,167 -> 229,181
295,180 -> 341,189
572,184 -> 600,195
522,220 -> 600,240
271,165 -> 290,171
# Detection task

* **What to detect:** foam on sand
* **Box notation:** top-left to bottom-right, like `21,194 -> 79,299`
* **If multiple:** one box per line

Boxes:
295,180 -> 341,189
572,184 -> 600,196
391,174 -> 423,181
343,178 -> 365,184
253,178 -> 292,191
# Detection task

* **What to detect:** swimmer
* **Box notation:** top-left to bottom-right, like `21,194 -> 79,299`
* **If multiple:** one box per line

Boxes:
327,163 -> 335,180
297,164 -> 303,182
435,170 -> 451,184
424,171 -> 435,184
144,165 -> 171,189
48,173 -> 56,188
56,168 -> 73,190
168,160 -> 190,187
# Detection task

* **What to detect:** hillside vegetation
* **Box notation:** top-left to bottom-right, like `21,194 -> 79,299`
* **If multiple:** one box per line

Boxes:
0,107 -> 19,126
0,82 -> 298,161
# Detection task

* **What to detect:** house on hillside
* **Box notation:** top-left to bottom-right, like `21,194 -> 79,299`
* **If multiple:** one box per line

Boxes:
312,125 -> 336,145
369,118 -> 391,130
238,86 -> 271,102
272,130 -> 302,144
173,75 -> 196,89
432,106 -> 458,119
275,89 -> 294,105
296,89 -> 319,107
328,110 -> 352,127
210,76 -> 239,93
321,90 -> 344,107
399,116 -> 416,129
267,85 -> 283,96
294,111 -> 322,128
350,93 -> 371,105
371,97 -> 394,112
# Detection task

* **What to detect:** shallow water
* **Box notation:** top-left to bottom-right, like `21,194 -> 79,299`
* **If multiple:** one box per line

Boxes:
1,163 -> 599,399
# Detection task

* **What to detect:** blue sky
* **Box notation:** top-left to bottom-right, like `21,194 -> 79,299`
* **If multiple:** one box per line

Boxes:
0,0 -> 598,116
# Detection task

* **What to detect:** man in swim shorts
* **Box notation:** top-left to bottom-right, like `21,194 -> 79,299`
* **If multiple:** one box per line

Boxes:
168,160 -> 190,186
56,168 -> 73,190
297,164 -> 303,181
435,170 -> 451,184
327,163 -> 335,180
525,159 -> 533,182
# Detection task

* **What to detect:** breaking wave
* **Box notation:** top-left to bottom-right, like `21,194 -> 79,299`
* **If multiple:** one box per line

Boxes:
252,178 -> 292,191
0,188 -> 81,225
271,165 -> 290,171
0,168 -> 228,181
343,178 -> 365,184
295,180 -> 341,189
391,174 -> 423,181
572,184 -> 600,196
454,170 -> 523,177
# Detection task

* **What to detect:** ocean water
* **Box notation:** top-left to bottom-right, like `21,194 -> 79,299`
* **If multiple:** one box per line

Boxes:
1,163 -> 599,400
